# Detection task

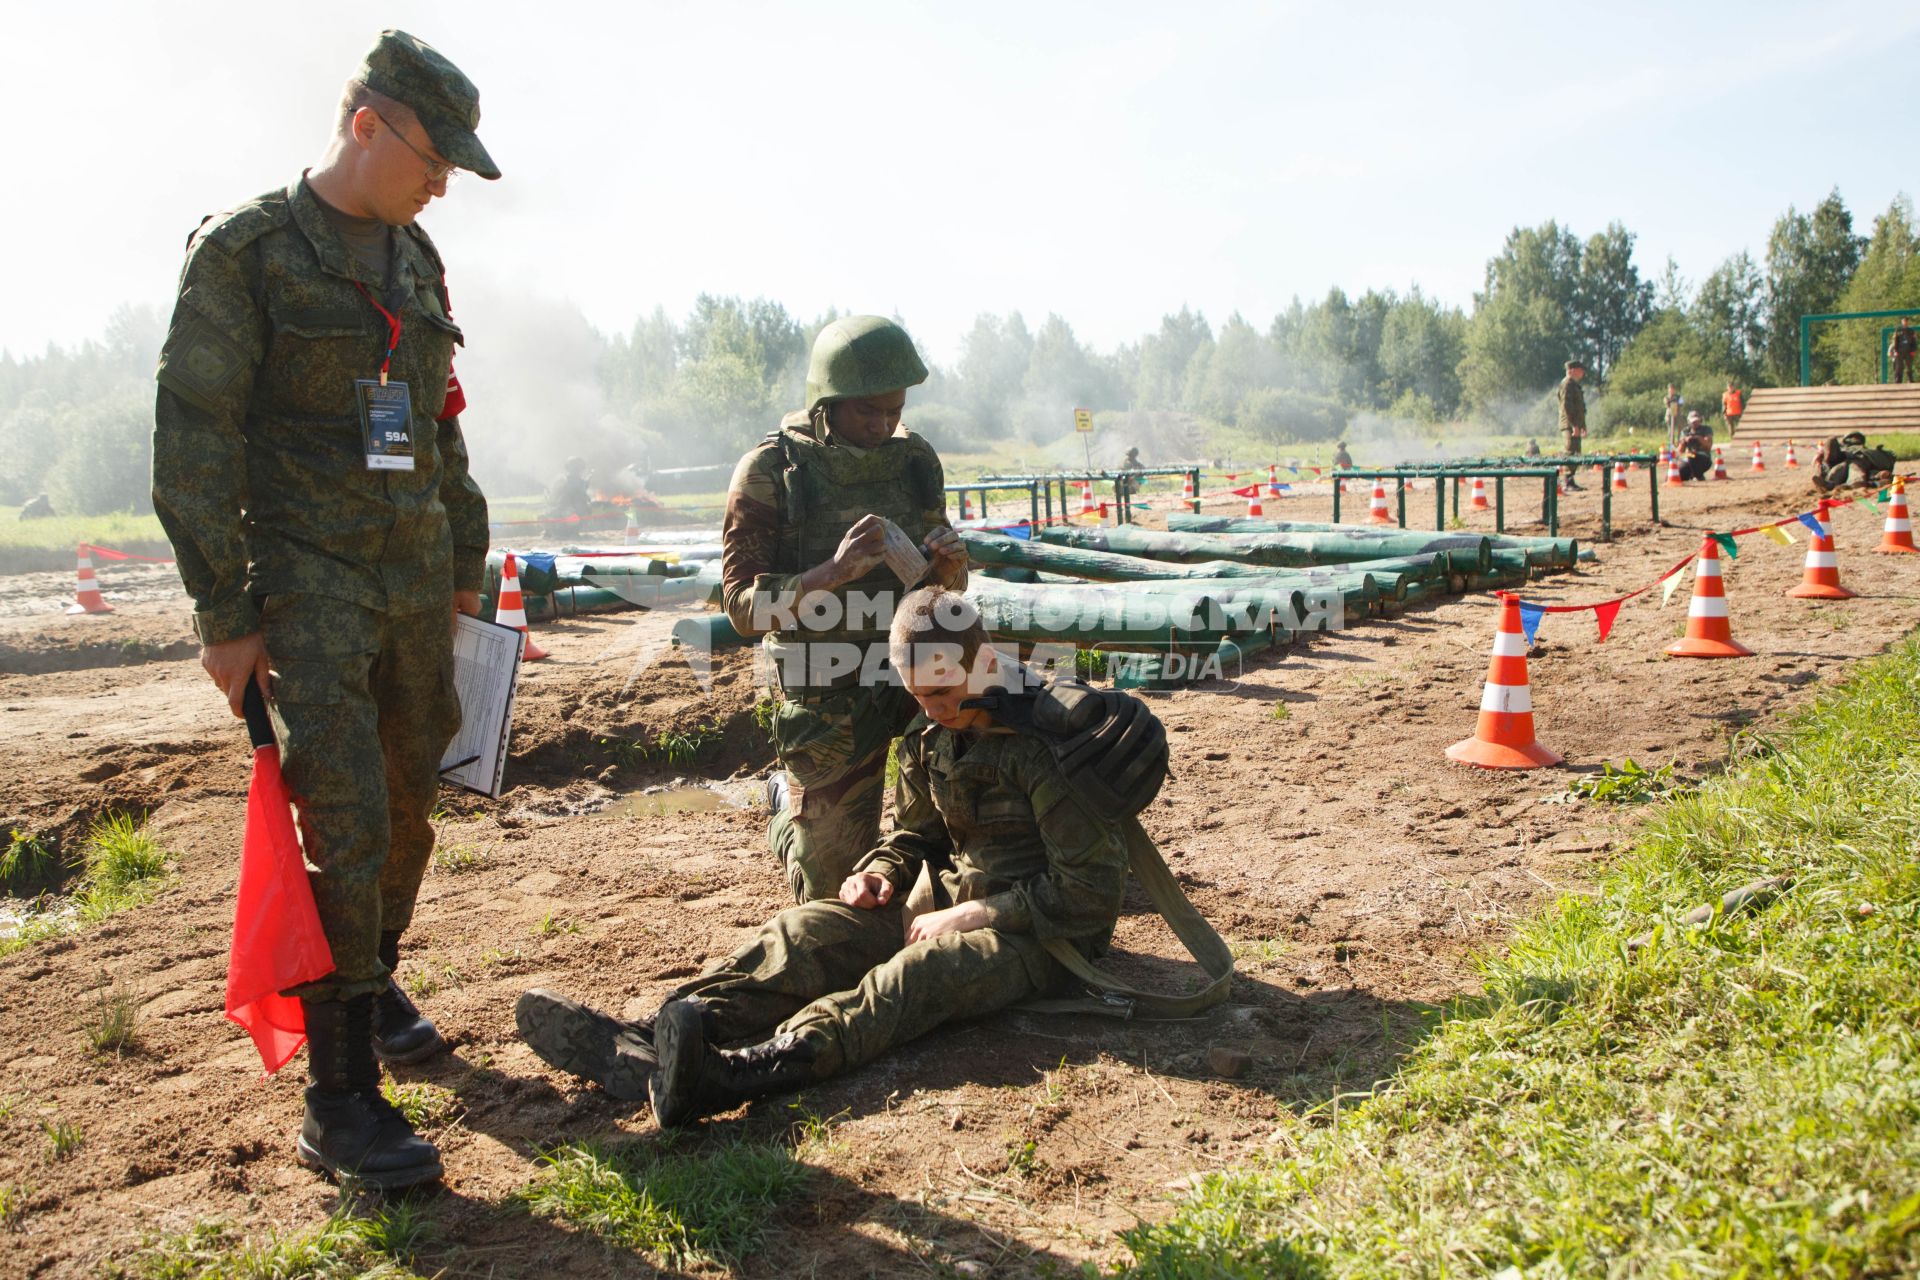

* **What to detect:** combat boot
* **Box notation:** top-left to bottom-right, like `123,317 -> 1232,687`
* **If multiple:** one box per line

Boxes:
515,988 -> 657,1100
373,931 -> 446,1065
649,998 -> 818,1128
297,994 -> 443,1190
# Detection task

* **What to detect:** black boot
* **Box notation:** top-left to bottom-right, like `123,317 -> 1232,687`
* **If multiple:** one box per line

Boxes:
648,999 -> 817,1128
373,931 -> 446,1065
515,988 -> 657,1100
298,994 -> 443,1190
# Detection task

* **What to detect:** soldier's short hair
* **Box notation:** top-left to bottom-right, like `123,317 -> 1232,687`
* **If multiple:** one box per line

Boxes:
890,586 -> 989,684
336,78 -> 417,137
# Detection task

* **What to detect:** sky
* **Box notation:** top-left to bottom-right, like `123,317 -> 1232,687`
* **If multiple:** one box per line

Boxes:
5,0 -> 1918,369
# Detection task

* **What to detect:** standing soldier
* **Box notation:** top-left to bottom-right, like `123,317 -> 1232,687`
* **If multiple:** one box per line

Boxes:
1890,317 -> 1917,384
1721,382 -> 1743,433
1663,383 -> 1682,452
719,317 -> 968,904
150,30 -> 497,1189
1557,358 -> 1587,490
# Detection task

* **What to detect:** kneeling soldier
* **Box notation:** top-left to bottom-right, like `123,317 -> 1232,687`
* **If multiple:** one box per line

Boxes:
516,586 -> 1164,1124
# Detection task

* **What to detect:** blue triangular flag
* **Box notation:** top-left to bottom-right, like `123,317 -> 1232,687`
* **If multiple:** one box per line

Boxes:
1006,523 -> 1032,540
1796,511 -> 1823,533
1518,602 -> 1544,645
1277,483 -> 1292,492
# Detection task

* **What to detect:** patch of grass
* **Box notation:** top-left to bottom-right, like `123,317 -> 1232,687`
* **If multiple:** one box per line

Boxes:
88,974 -> 141,1056
41,1118 -> 81,1161
751,695 -> 779,740
0,1183 -> 28,1232
0,831 -> 61,895
519,1137 -> 810,1267
599,720 -> 725,770
1231,938 -> 1292,965
1565,756 -> 1687,805
1113,633 -> 1920,1277
430,842 -> 486,873
533,912 -> 580,938
1075,648 -> 1111,681
1267,703 -> 1290,723
1003,1136 -> 1040,1178
0,511 -> 168,557
380,1081 -> 459,1131
111,1208 -> 429,1280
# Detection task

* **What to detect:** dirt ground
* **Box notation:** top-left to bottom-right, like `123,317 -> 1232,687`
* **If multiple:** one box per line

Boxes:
2,464 -> 1916,1278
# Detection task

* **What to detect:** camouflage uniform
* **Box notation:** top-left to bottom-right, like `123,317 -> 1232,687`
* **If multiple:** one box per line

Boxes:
152,175 -> 488,1000
722,409 -> 953,903
663,717 -> 1129,1077
1557,364 -> 1586,485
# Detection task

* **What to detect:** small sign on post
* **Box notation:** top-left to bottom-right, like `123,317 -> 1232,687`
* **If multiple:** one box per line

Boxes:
1073,408 -> 1094,469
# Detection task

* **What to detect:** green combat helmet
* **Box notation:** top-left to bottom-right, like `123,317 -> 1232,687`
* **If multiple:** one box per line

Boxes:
805,316 -> 929,414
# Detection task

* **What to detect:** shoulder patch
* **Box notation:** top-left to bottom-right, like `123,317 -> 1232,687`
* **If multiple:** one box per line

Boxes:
156,317 -> 251,412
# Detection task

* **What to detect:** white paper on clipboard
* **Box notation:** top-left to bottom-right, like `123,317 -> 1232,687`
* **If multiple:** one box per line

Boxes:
439,613 -> 526,797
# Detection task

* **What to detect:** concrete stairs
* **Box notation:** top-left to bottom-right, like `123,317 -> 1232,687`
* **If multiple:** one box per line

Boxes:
1732,383 -> 1920,442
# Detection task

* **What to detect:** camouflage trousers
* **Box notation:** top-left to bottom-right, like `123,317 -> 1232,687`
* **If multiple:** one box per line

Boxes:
766,681 -> 916,903
263,591 -> 462,1001
668,899 -> 1066,1077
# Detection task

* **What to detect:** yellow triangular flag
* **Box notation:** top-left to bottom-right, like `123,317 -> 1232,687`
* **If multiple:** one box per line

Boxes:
1762,524 -> 1795,546
1661,572 -> 1686,606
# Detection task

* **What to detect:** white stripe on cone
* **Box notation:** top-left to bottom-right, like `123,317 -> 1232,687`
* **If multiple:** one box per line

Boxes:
1491,632 -> 1527,657
1689,596 -> 1730,618
1480,684 -> 1532,714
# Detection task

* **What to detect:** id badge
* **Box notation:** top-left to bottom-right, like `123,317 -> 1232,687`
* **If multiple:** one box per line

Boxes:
355,379 -> 415,471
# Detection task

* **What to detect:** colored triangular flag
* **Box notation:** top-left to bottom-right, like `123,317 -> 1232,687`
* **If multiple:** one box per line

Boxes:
1276,483 -> 1293,493
1518,602 -> 1544,645
1796,511 -> 1823,533
1230,484 -> 1260,498
1661,573 -> 1686,606
1761,524 -> 1794,546
1876,487 -> 1891,503
1711,533 -> 1739,559
1592,599 -> 1622,642
1006,523 -> 1032,540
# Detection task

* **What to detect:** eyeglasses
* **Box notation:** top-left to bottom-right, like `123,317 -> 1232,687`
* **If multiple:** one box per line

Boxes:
372,110 -> 461,184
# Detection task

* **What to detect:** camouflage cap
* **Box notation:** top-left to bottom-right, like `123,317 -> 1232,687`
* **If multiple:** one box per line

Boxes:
357,30 -> 501,181
1565,358 -> 1586,371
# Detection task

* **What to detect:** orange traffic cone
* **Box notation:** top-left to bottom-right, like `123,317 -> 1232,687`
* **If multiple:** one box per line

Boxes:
1367,480 -> 1392,524
1181,472 -> 1199,513
1666,535 -> 1752,658
1266,464 -> 1280,495
1246,486 -> 1263,518
1612,460 -> 1628,491
1712,447 -> 1728,481
1784,441 -> 1798,468
67,545 -> 113,615
1469,477 -> 1489,510
1445,594 -> 1561,770
1751,442 -> 1765,472
1787,499 -> 1854,600
1079,481 -> 1097,519
495,553 -> 548,660
1666,450 -> 1684,486
622,508 -> 639,546
1876,476 -> 1916,553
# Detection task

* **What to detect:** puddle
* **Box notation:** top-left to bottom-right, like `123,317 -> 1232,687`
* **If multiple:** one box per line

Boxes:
0,895 -> 79,944
603,782 -> 752,819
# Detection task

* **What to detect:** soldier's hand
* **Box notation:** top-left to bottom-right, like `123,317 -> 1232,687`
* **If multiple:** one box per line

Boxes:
453,590 -> 481,619
906,899 -> 989,943
839,871 -> 894,909
923,527 -> 967,585
202,632 -> 271,719
828,515 -> 888,584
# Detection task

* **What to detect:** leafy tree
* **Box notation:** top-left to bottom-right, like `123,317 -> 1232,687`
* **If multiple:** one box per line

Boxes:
1818,195 -> 1920,384
1458,221 -> 1585,409
1576,222 -> 1652,378
1378,288 -> 1466,417
1763,189 -> 1864,384
955,312 -> 1034,436
1595,308 -> 1731,437
1132,308 -> 1211,408
1692,252 -> 1767,385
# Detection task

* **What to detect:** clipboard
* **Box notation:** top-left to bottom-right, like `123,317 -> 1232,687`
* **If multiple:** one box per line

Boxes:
438,613 -> 526,798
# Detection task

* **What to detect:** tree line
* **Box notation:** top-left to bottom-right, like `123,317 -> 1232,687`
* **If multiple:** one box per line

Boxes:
1,188 -> 1910,514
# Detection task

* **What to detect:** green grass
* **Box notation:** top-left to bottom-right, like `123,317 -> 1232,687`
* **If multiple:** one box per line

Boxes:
1865,433 -> 1920,462
88,975 -> 141,1056
0,511 -> 169,556
41,1118 -> 82,1162
519,1137 -> 810,1267
1,814 -> 169,957
1114,632 -> 1920,1278
599,720 -> 724,770
429,842 -> 487,873
111,1207 -> 429,1279
1565,757 -> 1687,806
0,1183 -> 29,1231
533,912 -> 580,938
0,831 -> 61,895
380,1081 -> 459,1131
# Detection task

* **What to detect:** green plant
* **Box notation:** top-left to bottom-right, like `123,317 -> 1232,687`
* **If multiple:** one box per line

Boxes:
1075,648 -> 1110,680
1268,703 -> 1291,723
0,1183 -> 28,1232
0,831 -> 59,895
42,1118 -> 81,1161
82,812 -> 167,894
519,1138 -> 809,1266
534,912 -> 580,938
599,720 -> 724,770
113,1210 -> 429,1279
751,696 -> 779,739
1004,1137 -> 1040,1178
430,842 -> 486,873
1567,757 -> 1685,805
380,1082 -> 459,1131
88,975 -> 141,1056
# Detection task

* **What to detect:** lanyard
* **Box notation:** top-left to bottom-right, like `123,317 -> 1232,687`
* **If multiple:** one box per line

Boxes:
353,282 -> 403,386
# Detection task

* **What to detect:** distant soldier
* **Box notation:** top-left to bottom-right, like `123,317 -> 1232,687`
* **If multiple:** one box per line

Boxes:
1524,438 -> 1541,458
542,455 -> 592,520
1557,359 -> 1587,490
1676,412 -> 1713,481
1663,383 -> 1682,451
1814,431 -> 1897,492
1332,440 -> 1353,470
1721,382 -> 1743,432
1118,445 -> 1143,499
18,493 -> 54,520
718,316 -> 968,904
1890,318 -> 1917,384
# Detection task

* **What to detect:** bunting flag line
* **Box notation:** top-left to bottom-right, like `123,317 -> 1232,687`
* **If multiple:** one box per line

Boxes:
1710,533 -> 1739,560
1592,599 -> 1623,642
83,543 -> 176,564
1518,603 -> 1545,645
1661,573 -> 1687,606
1762,525 -> 1795,546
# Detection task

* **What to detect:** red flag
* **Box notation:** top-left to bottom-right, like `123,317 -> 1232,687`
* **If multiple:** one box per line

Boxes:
226,684 -> 334,1075
1230,484 -> 1261,498
1592,600 -> 1623,642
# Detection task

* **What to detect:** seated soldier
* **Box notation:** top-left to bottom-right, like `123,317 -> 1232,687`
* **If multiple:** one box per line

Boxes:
514,586 -> 1150,1126
1814,431 -> 1897,493
1676,412 -> 1714,482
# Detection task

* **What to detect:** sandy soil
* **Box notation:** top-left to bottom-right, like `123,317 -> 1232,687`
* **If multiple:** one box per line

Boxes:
1,465 -> 1915,1278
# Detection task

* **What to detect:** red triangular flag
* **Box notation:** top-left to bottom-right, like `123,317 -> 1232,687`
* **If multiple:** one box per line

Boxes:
226,685 -> 334,1076
1230,484 -> 1260,498
1592,599 -> 1622,643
